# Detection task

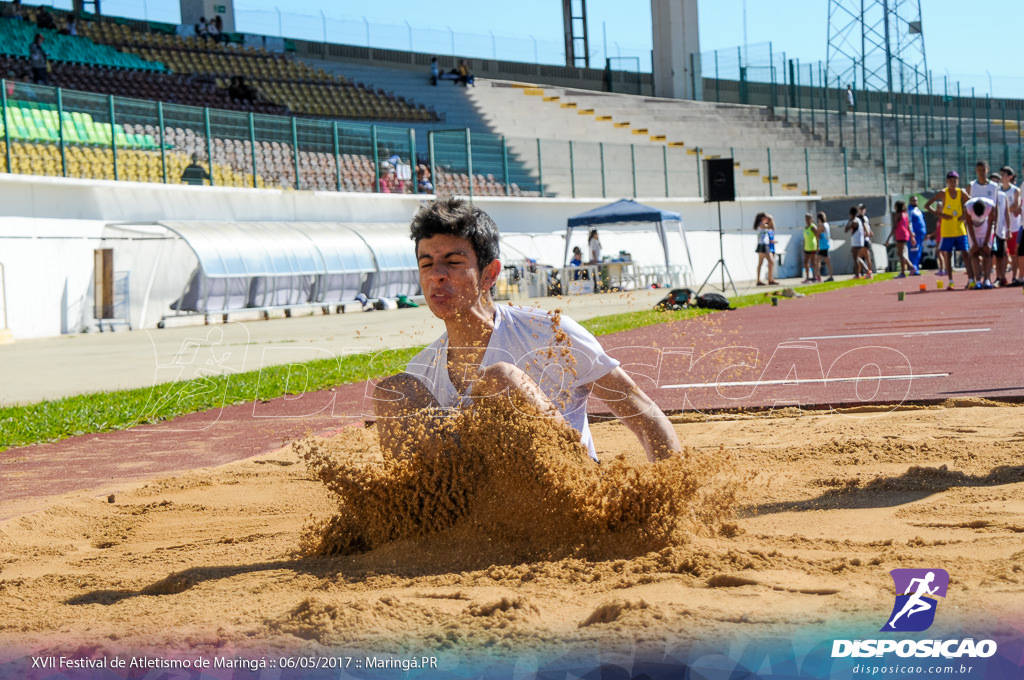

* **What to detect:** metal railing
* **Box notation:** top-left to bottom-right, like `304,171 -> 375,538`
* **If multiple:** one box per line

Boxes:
5,76 -> 1024,200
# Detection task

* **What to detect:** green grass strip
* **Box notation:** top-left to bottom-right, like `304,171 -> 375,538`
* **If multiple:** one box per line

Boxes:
581,272 -> 895,335
0,346 -> 421,451
1,274 -> 893,452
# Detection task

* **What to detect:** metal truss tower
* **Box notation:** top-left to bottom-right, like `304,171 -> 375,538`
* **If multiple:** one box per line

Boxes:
562,0 -> 590,68
827,0 -> 928,94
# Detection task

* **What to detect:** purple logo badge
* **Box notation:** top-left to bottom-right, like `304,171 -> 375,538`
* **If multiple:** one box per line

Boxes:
881,568 -> 949,632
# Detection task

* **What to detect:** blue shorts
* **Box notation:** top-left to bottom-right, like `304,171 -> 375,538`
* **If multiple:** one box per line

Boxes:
939,235 -> 969,252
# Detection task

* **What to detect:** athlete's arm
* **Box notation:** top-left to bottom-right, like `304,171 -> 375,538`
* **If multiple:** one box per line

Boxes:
588,367 -> 681,462
923,191 -> 943,216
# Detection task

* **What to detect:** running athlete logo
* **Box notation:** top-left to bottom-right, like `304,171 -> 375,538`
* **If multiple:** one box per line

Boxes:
881,568 -> 949,632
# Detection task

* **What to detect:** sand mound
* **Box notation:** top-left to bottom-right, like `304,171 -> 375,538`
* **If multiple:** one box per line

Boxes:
296,399 -> 744,560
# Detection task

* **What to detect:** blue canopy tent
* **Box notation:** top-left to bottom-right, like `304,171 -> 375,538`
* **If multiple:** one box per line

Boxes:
564,199 -> 693,275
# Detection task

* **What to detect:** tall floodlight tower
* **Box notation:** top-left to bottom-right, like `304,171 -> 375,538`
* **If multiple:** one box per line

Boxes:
562,0 -> 590,68
827,0 -> 928,94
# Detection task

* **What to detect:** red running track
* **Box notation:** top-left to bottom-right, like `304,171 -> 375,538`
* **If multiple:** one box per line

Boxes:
2,277 -> 1022,517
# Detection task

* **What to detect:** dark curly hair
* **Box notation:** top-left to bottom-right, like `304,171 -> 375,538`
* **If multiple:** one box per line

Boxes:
409,197 -> 500,269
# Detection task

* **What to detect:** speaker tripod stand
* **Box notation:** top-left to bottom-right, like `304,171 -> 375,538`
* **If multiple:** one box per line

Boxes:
696,199 -> 738,297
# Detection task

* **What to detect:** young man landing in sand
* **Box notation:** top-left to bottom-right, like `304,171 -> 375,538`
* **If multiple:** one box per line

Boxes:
373,198 -> 681,463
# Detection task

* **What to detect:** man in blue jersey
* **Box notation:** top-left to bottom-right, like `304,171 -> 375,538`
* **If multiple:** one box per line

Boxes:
907,194 -> 928,272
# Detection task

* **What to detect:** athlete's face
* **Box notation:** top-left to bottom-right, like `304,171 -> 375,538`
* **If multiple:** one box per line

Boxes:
416,234 -> 497,322
946,177 -> 958,190
976,165 -> 988,182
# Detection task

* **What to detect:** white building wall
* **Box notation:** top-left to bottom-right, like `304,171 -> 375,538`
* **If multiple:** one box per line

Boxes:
0,174 -> 821,340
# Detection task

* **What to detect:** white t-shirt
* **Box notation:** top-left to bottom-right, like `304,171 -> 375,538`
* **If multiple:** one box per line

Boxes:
964,196 -> 996,244
406,304 -> 620,460
969,179 -> 1000,205
997,184 -> 1019,238
589,237 -> 601,263
849,216 -> 866,248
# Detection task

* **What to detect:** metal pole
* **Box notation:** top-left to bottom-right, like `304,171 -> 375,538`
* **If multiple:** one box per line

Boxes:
157,101 -> 168,184
204,107 -> 214,186
662,145 -> 669,197
109,97 -> 121,182
923,147 -> 929,188
371,124 -> 380,193
714,50 -> 719,102
769,42 -> 776,109
843,147 -> 849,195
631,143 -> 637,198
695,148 -> 701,198
767,148 -> 773,196
569,140 -> 576,198
837,78 -> 843,148
823,63 -> 829,143
57,89 -> 67,178
501,135 -> 510,197
536,138 -> 544,198
805,147 -> 810,195
428,131 -> 437,195
333,121 -> 341,192
466,128 -> 473,202
251,113 -> 259,189
0,80 -> 11,173
599,142 -> 606,198
882,143 -> 888,194
291,116 -> 300,190
409,127 -> 417,194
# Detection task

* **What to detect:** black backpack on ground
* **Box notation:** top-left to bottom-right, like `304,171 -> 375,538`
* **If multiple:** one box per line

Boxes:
696,292 -> 733,310
654,288 -> 695,311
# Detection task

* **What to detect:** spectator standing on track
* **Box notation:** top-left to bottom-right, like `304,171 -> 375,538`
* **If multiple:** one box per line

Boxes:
925,171 -> 970,290
802,213 -> 819,283
816,211 -> 835,281
907,195 -> 928,272
885,200 -> 917,278
846,206 -> 870,279
1013,162 -> 1024,286
754,212 -> 778,286
857,203 -> 876,276
963,196 -> 997,289
995,166 -> 1018,286
28,34 -> 47,85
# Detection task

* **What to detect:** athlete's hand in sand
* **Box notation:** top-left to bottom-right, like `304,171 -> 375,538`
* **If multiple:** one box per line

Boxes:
588,367 -> 681,462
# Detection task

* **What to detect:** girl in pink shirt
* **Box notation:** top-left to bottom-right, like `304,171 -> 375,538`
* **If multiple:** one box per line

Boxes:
886,200 -> 917,278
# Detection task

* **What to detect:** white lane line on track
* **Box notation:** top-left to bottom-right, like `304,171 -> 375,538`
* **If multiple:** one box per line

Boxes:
798,328 -> 990,340
661,372 -> 950,390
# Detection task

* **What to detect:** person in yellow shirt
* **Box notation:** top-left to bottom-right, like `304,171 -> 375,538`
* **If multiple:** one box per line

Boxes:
802,213 -> 820,282
924,171 -> 970,289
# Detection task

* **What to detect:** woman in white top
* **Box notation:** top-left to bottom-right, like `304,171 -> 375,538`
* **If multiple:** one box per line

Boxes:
845,205 -> 870,279
587,229 -> 601,264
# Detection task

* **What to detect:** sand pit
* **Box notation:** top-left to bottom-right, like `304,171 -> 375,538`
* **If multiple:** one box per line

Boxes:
1,402 -> 1023,670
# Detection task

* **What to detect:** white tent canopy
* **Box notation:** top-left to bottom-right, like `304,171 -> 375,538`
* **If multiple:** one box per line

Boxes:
564,199 -> 693,274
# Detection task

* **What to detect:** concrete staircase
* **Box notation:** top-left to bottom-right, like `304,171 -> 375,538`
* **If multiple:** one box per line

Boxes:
467,80 -> 904,198
299,58 -> 539,192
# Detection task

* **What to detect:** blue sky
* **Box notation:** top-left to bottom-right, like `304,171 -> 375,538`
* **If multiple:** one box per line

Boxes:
52,0 -> 1024,97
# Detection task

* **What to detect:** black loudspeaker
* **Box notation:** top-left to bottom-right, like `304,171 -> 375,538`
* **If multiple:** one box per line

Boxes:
704,157 -> 736,203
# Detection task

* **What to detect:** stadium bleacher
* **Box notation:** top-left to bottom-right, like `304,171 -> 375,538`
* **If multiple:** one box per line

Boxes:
74,18 -> 439,122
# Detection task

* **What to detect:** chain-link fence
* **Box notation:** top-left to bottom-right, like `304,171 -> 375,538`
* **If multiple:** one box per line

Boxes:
8,77 -> 1024,201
